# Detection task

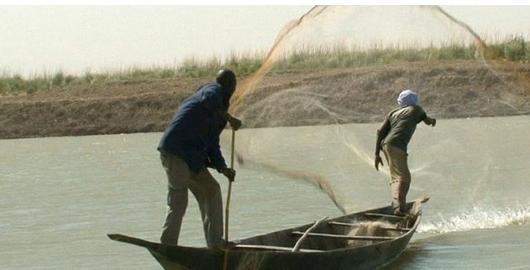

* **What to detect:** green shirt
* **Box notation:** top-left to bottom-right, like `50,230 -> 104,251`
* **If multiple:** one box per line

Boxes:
382,105 -> 426,153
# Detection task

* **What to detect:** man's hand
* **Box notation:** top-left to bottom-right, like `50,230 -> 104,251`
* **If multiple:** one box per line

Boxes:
221,168 -> 236,182
374,156 -> 383,171
425,117 -> 436,127
229,116 -> 242,131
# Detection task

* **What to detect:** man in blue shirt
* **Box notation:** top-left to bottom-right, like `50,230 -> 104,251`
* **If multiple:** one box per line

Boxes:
374,90 -> 436,215
158,69 -> 242,248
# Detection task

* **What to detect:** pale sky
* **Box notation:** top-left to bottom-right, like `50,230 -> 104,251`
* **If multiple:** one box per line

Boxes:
1,5 -> 529,77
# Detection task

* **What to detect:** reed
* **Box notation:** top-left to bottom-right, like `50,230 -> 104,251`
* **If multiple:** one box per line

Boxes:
1,36 -> 528,95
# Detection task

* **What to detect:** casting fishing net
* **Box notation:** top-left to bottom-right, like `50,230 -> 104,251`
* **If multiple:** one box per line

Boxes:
224,6 -> 530,213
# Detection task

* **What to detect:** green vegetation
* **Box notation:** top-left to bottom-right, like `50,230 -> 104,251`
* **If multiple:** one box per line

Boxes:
1,36 -> 528,96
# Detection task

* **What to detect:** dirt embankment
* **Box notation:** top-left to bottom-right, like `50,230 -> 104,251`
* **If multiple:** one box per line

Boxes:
1,61 -> 529,140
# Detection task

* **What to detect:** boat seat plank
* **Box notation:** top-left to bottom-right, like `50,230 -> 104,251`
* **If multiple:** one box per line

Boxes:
327,221 -> 410,232
234,244 -> 323,252
291,231 -> 396,241
364,213 -> 409,220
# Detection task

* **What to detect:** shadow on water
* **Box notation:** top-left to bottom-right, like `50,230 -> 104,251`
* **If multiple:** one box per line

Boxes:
382,239 -> 430,270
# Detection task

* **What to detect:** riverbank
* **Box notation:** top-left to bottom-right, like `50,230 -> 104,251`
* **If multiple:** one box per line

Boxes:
1,60 -> 529,139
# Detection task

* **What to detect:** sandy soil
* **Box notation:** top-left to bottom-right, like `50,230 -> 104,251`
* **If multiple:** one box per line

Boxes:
1,60 -> 529,139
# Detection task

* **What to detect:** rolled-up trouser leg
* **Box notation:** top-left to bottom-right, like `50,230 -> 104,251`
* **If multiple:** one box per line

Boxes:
382,144 -> 411,214
160,152 -> 191,245
391,181 -> 411,213
189,168 -> 223,248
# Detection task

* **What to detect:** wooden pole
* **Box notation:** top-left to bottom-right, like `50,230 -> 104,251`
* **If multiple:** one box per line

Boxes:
225,129 -> 235,242
292,216 -> 327,252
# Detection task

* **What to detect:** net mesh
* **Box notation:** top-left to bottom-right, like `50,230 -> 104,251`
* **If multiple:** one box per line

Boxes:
225,6 -> 530,213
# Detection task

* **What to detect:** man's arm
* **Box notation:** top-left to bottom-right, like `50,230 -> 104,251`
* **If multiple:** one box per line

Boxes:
200,86 -> 242,130
217,110 -> 242,130
207,135 -> 236,182
374,119 -> 390,171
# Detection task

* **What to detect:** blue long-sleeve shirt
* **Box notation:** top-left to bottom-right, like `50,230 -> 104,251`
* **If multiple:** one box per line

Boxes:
158,82 -> 229,173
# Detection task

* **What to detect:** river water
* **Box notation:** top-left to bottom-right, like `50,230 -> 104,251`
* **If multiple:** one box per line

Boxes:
1,115 -> 529,269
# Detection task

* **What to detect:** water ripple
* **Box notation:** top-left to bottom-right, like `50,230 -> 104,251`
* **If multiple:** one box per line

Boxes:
419,203 -> 530,234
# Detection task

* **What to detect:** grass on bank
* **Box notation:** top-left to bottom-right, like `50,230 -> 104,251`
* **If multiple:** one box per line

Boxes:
1,36 -> 528,96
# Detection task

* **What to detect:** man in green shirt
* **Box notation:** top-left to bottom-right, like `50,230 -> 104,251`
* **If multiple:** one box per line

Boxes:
374,90 -> 436,215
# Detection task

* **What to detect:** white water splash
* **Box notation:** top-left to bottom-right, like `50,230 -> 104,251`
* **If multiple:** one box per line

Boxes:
419,204 -> 530,234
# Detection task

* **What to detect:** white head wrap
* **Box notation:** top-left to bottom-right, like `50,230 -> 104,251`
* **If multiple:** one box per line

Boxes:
397,90 -> 418,106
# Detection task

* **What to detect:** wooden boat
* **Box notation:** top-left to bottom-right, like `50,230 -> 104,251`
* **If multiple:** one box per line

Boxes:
108,196 -> 429,270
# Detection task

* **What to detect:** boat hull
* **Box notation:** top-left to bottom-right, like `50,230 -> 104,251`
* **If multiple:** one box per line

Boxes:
109,198 -> 426,270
